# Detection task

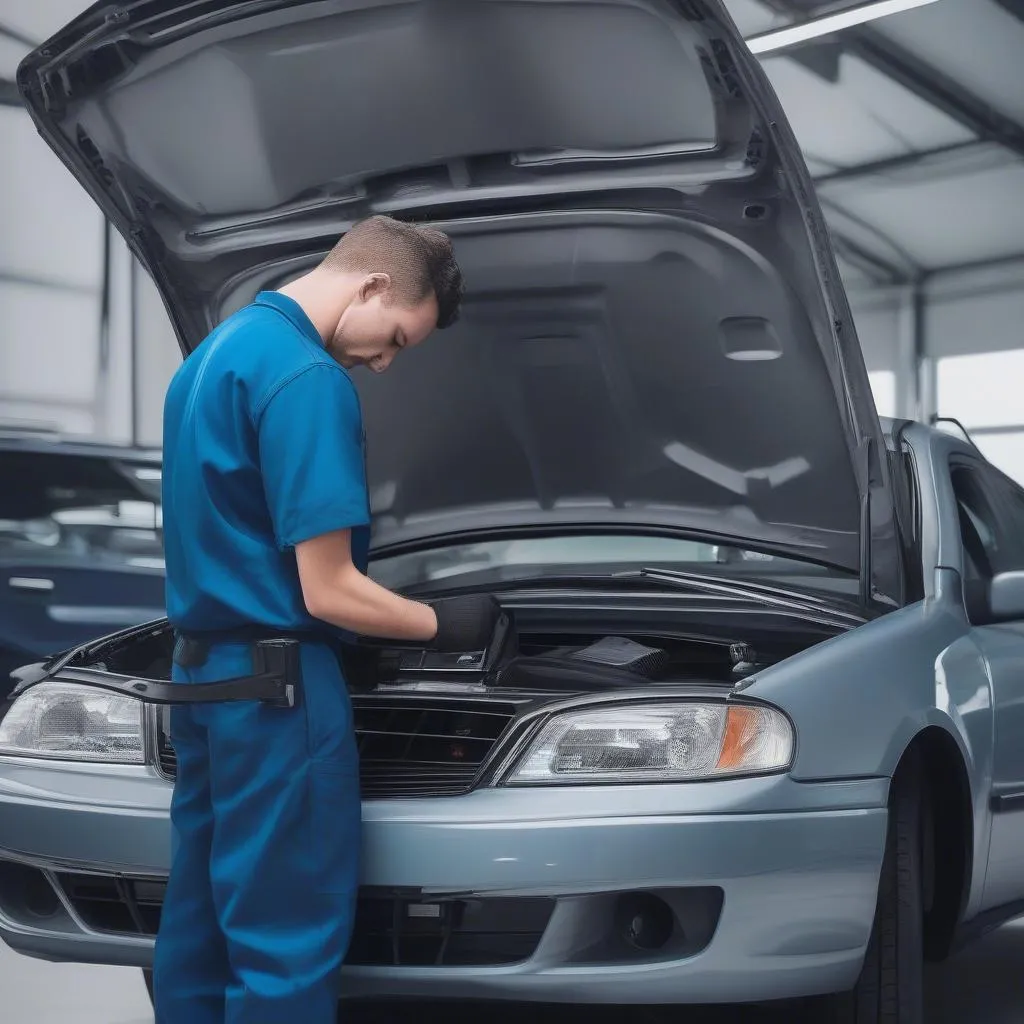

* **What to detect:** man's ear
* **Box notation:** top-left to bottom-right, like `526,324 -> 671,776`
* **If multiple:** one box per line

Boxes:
358,273 -> 390,302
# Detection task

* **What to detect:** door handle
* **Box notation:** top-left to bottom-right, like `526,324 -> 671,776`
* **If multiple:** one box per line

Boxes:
8,577 -> 55,592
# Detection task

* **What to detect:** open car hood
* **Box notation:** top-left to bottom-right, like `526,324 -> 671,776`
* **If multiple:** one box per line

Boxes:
18,0 -> 902,607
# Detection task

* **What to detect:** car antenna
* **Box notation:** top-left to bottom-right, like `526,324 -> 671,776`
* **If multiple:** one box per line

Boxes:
929,415 -> 983,455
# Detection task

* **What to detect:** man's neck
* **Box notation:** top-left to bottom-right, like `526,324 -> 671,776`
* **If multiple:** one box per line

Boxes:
276,270 -> 357,344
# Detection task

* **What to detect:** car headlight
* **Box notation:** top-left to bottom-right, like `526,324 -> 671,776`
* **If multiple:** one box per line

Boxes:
504,701 -> 793,785
0,682 -> 144,763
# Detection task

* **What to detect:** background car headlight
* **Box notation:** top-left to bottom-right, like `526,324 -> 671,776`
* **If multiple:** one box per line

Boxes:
0,682 -> 144,763
504,701 -> 793,785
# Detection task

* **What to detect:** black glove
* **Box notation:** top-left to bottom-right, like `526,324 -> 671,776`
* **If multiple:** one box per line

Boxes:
429,594 -> 502,652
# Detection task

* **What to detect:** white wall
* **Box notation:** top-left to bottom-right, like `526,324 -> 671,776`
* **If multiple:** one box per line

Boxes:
0,0 -> 136,442
132,268 -> 182,448
925,260 -> 1024,358
847,257 -> 1024,422
0,104 -> 105,435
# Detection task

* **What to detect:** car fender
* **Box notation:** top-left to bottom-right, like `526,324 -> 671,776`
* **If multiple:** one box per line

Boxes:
745,569 -> 991,917
744,569 -> 987,786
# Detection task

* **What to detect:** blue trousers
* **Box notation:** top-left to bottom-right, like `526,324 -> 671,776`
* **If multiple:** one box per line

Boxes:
152,641 -> 361,1023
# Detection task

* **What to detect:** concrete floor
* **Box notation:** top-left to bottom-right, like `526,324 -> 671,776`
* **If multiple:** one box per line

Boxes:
4,919 -> 1023,1023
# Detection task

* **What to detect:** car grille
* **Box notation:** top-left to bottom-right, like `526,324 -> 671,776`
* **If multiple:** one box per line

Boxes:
155,697 -> 519,798
56,872 -> 164,936
347,891 -> 555,966
53,872 -> 553,966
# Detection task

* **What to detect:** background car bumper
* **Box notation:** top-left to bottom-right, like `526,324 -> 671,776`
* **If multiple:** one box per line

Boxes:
0,757 -> 889,1004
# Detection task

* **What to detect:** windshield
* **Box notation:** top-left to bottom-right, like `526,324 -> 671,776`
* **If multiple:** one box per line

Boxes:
368,534 -> 856,595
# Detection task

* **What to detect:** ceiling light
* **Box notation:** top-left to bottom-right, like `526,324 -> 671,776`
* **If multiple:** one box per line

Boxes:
745,0 -> 942,55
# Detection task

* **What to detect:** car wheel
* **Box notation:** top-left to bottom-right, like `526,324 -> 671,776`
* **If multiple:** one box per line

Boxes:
810,750 -> 926,1024
142,968 -> 154,1005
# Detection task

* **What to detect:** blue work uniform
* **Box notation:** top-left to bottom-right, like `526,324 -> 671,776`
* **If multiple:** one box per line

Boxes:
152,291 -> 370,1024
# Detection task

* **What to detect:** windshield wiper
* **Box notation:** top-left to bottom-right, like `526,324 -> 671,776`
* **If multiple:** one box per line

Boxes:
612,568 -> 865,624
404,567 -> 865,626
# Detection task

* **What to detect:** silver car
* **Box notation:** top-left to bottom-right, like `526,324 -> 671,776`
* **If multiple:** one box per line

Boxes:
5,2 -> 1024,1022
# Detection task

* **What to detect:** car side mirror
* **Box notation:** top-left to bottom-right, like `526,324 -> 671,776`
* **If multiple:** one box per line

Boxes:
986,571 -> 1024,623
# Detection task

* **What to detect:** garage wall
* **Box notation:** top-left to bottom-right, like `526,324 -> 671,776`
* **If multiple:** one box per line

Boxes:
851,258 -> 1024,365
925,259 -> 1024,359
0,0 -> 136,443
0,104 -> 104,435
133,269 -> 182,449
848,258 -> 1024,481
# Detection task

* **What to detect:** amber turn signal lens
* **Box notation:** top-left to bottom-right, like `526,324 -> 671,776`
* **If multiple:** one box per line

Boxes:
717,705 -> 786,772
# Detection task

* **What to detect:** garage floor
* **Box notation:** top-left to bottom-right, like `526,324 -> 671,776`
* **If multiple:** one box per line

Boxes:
4,918 -> 1022,1023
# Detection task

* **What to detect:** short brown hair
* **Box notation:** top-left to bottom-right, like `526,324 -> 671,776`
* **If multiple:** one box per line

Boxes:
320,215 -> 464,329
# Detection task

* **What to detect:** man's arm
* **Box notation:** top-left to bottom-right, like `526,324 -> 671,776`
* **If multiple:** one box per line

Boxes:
256,362 -> 498,650
256,363 -> 434,639
296,528 -> 437,640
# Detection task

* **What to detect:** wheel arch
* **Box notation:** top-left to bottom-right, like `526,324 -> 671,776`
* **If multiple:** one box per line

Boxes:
895,726 -> 974,962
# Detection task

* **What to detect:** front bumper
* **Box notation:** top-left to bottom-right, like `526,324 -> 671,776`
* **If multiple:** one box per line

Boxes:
0,756 -> 888,1004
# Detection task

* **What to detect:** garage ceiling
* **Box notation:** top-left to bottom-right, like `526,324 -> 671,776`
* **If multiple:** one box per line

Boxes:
2,0 -> 1022,292
727,0 -> 1024,287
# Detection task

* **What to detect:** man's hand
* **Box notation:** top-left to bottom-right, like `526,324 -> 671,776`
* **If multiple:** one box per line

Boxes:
427,594 -> 503,652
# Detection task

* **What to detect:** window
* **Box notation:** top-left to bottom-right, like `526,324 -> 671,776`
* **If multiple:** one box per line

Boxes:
937,351 -> 1024,429
981,468 -> 1024,570
868,370 -> 896,418
0,452 -> 163,570
973,433 -> 1024,488
949,464 -> 1010,584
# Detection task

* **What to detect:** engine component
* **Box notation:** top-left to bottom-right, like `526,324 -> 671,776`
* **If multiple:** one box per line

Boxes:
567,636 -> 668,677
496,636 -> 669,693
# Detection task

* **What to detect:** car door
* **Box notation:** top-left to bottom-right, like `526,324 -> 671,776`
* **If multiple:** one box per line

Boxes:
948,455 -> 1024,909
0,450 -> 166,685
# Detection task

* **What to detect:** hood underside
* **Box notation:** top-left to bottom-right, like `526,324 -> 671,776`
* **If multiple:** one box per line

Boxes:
17,0 -> 902,604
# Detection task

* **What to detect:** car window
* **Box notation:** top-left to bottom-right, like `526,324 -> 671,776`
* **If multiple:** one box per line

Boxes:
980,468 -> 1024,572
0,452 -> 163,570
949,463 -> 1013,581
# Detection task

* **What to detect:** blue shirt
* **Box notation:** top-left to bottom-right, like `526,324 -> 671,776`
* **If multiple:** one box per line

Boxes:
161,291 -> 371,632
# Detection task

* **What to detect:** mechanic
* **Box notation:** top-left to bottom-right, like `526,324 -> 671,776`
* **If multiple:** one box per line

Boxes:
152,215 -> 500,1023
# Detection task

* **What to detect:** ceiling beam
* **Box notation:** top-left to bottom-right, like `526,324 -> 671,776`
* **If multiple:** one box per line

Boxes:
842,30 -> 1024,162
926,250 -> 1024,280
0,20 -> 35,48
812,140 -> 982,186
818,192 -> 921,284
758,0 -> 1024,163
828,229 -> 912,284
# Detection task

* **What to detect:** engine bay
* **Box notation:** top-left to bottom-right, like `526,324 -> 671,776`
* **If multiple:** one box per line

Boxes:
73,604 -> 827,697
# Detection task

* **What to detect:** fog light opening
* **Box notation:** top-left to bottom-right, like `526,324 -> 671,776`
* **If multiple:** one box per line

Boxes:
23,872 -> 61,919
0,862 -> 62,920
614,892 -> 675,952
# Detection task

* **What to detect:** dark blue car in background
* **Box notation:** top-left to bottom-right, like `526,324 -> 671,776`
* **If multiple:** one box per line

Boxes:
0,433 -> 164,691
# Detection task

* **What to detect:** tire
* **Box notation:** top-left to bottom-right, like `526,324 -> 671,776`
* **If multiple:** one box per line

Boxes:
810,750 -> 926,1024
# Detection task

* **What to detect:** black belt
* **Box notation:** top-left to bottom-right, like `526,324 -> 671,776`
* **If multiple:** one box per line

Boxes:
172,625 -> 321,667
131,626 -> 311,709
